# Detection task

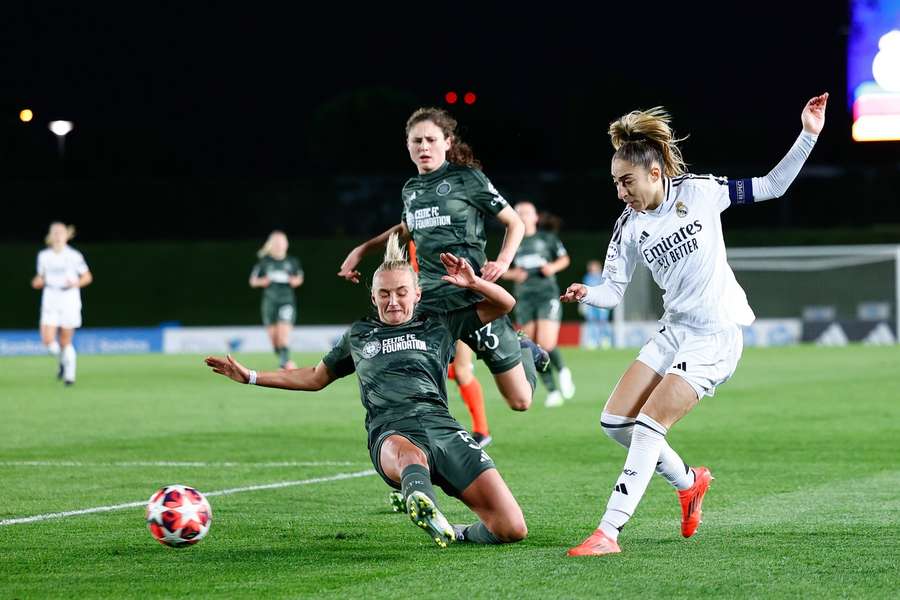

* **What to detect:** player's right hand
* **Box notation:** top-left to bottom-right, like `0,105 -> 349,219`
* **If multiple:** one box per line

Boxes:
560,283 -> 588,303
338,247 -> 364,284
205,354 -> 250,384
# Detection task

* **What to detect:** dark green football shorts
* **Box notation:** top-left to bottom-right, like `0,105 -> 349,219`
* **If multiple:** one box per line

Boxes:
261,298 -> 296,325
460,314 -> 522,374
369,412 -> 496,497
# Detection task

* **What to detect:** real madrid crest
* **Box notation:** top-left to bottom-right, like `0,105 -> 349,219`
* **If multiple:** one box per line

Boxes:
675,201 -> 688,218
362,340 -> 381,359
436,180 -> 452,196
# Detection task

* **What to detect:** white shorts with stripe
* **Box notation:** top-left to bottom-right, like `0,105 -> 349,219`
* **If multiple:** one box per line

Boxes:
636,322 -> 743,399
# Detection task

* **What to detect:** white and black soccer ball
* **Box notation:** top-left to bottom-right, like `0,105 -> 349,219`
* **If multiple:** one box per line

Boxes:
146,484 -> 212,547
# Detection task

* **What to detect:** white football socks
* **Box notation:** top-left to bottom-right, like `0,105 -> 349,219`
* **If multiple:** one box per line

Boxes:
601,412 -> 694,490
599,413 -> 669,541
61,344 -> 77,382
47,340 -> 61,356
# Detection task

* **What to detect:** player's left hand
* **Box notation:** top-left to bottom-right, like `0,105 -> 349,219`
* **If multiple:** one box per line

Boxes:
801,92 -> 828,135
205,354 -> 251,384
481,258 -> 510,282
441,252 -> 478,288
539,264 -> 555,277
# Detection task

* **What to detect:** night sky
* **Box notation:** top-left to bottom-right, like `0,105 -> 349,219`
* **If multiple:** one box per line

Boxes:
2,2 -> 895,239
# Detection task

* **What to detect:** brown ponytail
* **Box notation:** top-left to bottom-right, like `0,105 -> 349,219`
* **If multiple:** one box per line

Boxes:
406,107 -> 482,170
608,107 -> 687,177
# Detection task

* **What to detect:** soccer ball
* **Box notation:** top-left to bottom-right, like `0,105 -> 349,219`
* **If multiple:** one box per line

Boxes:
146,484 -> 212,547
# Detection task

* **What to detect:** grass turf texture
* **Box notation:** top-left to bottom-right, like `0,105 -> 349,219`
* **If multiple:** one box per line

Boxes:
1,346 -> 898,599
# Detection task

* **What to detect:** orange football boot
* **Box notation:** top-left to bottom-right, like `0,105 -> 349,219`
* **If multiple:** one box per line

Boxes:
567,528 -> 621,556
678,466 -> 713,538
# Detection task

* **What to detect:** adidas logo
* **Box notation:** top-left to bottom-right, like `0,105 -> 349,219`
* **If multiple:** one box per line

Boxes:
639,231 -> 650,244
614,483 -> 629,495
673,362 -> 687,371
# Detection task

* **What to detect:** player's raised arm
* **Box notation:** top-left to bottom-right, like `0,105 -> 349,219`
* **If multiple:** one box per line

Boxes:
204,354 -> 336,391
440,251 -> 515,324
338,222 -> 411,284
731,92 -> 828,205
482,205 -> 525,282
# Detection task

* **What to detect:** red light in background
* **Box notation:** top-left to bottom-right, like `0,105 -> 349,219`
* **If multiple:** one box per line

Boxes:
445,91 -> 458,104
463,92 -> 477,105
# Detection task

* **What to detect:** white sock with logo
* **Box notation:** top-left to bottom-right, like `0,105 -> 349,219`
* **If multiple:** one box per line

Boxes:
601,412 -> 694,491
62,344 -> 77,382
47,340 -> 61,356
599,413 -> 668,540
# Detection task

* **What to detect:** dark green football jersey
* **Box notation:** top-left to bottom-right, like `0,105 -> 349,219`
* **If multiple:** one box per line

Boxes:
322,306 -> 484,432
401,161 -> 509,311
251,255 -> 303,305
512,231 -> 568,299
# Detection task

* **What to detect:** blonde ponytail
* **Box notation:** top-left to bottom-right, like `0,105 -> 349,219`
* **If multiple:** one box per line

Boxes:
373,233 -> 418,287
609,107 -> 688,177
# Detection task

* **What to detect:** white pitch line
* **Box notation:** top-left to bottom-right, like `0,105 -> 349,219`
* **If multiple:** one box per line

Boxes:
0,469 -> 376,527
0,460 -> 364,468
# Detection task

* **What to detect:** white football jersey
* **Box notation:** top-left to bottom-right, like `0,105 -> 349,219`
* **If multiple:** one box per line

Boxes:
37,245 -> 89,303
603,174 -> 755,332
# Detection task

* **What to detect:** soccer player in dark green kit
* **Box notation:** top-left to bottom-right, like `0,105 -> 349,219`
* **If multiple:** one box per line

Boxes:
206,235 -> 527,548
249,231 -> 304,369
503,202 -> 576,407
339,107 -> 547,414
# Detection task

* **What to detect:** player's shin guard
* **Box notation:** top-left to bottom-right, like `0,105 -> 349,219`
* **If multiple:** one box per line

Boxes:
61,344 -> 76,383
599,413 -> 667,540
458,378 -> 489,436
601,412 -> 694,491
401,464 -> 437,506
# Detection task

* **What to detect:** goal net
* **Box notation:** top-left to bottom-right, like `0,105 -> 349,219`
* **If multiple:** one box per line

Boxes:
612,245 -> 900,347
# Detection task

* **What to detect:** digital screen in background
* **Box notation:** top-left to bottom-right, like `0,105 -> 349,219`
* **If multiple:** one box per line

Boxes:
849,0 -> 900,141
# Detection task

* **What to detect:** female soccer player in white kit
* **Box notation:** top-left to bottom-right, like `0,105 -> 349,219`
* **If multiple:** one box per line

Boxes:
561,93 -> 828,556
31,222 -> 93,385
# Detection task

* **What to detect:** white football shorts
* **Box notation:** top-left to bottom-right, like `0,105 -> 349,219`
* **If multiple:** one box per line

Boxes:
40,293 -> 83,329
636,322 -> 743,399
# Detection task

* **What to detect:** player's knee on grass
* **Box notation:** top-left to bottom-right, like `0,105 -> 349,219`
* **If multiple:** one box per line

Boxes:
489,511 -> 528,542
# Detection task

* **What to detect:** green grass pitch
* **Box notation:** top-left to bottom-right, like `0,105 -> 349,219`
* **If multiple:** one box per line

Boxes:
2,345 -> 898,598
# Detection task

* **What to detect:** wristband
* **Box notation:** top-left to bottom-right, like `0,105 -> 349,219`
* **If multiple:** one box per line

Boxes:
248,370 -> 258,385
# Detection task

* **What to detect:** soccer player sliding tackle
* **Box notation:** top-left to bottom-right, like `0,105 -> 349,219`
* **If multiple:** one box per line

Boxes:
206,234 -> 527,548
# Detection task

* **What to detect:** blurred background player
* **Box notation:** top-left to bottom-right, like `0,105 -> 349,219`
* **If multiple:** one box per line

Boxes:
410,241 -> 492,447
207,235 -> 527,548
30,222 -> 93,386
338,107 -> 549,415
249,230 -> 304,369
561,93 -> 828,557
580,260 -> 613,349
503,203 -> 575,407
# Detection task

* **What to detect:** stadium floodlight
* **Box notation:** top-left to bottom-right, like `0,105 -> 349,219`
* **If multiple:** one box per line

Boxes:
48,120 -> 73,136
48,120 -> 74,158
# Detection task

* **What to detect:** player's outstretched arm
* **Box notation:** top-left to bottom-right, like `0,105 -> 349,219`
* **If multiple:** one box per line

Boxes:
338,222 -> 411,284
740,92 -> 828,203
440,252 -> 515,323
560,278 -> 625,309
205,355 -> 336,391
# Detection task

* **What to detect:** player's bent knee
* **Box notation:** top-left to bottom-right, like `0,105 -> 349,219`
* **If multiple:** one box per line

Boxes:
505,394 -> 531,411
495,516 -> 528,542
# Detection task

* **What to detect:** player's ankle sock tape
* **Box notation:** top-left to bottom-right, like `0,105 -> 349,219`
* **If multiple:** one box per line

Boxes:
401,464 -> 437,505
463,521 -> 504,544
